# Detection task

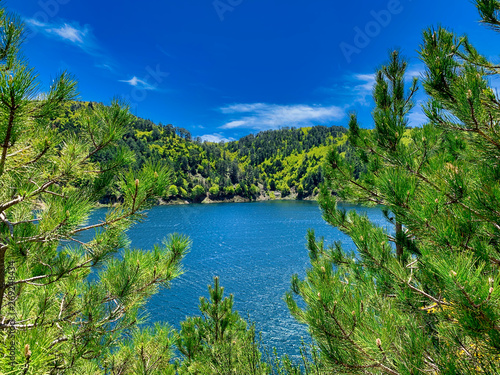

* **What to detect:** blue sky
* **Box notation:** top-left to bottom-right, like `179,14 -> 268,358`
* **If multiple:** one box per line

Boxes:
6,0 -> 499,142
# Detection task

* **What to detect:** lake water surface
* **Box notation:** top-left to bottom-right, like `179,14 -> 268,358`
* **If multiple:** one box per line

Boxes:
90,201 -> 387,358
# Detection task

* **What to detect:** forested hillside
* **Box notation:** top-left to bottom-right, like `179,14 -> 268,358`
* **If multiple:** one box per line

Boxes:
53,102 -> 349,203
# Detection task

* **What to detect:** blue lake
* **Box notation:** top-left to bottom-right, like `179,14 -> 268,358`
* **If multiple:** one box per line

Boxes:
88,201 -> 388,358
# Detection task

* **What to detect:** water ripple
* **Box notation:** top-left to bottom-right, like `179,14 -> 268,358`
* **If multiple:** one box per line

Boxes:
86,201 -> 387,359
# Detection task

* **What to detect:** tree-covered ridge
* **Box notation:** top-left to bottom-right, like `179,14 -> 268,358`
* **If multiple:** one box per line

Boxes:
52,102 -> 348,203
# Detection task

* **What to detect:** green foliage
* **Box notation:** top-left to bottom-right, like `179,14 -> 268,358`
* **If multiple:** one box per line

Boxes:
176,277 -> 268,374
280,183 -> 291,197
0,9 -> 190,374
224,185 -> 235,195
169,184 -> 179,197
53,103 -> 348,202
15,0 -> 500,373
191,184 -> 206,201
103,324 -> 176,374
208,185 -> 220,198
475,0 -> 500,31
249,184 -> 260,197
263,343 -> 324,375
288,8 -> 500,374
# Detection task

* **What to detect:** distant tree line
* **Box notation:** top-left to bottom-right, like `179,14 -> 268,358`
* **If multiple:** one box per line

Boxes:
52,103 -> 349,203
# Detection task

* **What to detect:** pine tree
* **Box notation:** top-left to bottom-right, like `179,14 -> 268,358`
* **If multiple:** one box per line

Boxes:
176,277 -> 268,375
287,3 -> 500,374
0,6 -> 189,374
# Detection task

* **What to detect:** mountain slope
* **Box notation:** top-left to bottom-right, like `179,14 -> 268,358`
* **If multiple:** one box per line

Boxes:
53,102 -> 349,203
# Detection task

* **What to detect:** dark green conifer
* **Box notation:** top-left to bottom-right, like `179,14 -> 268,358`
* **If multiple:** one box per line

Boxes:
176,277 -> 268,374
0,6 -> 189,373
287,4 -> 500,374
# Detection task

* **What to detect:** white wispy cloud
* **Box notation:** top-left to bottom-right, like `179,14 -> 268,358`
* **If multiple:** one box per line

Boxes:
408,101 -> 428,127
25,18 -> 99,56
26,19 -> 45,28
95,63 -> 115,72
318,73 -> 376,107
222,120 -> 247,129
349,65 -> 427,125
219,103 -> 345,130
200,133 -> 236,143
221,103 -> 268,113
352,73 -> 376,106
48,23 -> 87,43
348,64 -> 425,105
119,76 -> 157,91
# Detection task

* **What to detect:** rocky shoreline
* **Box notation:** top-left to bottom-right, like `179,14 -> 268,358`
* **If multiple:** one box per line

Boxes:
156,191 -> 319,206
96,188 -> 319,208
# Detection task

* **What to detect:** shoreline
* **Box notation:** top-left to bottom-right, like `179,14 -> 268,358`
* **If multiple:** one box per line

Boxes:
96,192 -> 319,208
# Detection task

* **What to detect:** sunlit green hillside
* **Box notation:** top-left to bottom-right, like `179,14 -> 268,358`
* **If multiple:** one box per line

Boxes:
53,102 -> 350,203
